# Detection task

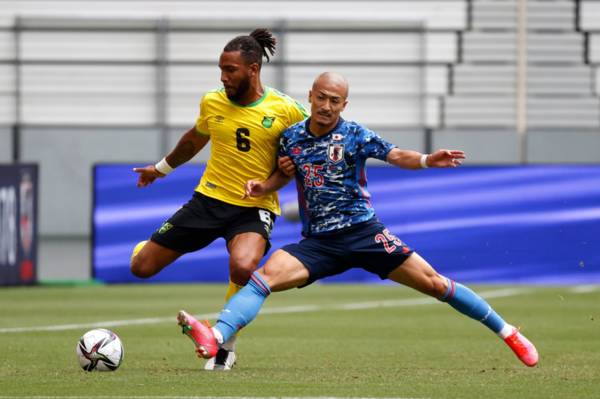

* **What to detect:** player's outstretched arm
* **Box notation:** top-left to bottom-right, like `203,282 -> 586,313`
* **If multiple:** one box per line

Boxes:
165,126 -> 210,167
386,148 -> 465,169
133,126 -> 210,187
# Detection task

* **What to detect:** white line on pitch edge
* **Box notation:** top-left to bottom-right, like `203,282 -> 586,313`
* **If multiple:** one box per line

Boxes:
0,288 -> 527,334
569,284 -> 600,293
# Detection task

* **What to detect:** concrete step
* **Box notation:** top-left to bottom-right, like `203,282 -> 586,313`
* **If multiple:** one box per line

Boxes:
452,65 -> 594,95
444,95 -> 600,127
445,95 -> 515,126
472,0 -> 575,31
463,32 -> 584,63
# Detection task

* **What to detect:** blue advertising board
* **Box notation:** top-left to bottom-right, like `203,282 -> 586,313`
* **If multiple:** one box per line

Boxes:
93,164 -> 600,284
0,164 -> 38,285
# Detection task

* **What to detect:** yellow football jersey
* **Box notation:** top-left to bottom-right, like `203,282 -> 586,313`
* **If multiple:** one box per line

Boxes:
195,87 -> 308,215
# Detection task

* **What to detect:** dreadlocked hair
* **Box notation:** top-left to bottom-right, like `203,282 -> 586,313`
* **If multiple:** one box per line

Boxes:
223,28 -> 277,65
249,28 -> 276,61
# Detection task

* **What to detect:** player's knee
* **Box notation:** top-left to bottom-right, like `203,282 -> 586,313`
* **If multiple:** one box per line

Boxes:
267,249 -> 289,266
229,254 -> 261,285
415,274 -> 448,298
259,249 -> 308,291
130,254 -> 157,279
260,250 -> 287,277
425,275 -> 448,298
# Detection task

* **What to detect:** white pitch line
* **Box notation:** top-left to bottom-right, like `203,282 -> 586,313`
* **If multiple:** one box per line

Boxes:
0,288 -> 527,334
569,284 -> 600,294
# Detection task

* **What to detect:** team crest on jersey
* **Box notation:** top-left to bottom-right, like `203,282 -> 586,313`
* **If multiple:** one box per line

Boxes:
292,147 -> 302,155
214,115 -> 225,123
262,116 -> 276,128
328,143 -> 345,164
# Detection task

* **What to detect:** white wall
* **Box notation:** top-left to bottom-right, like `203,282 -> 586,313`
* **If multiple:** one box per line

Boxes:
0,1 -> 467,29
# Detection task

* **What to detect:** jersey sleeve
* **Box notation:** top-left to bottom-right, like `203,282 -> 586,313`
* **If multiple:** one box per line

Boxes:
357,125 -> 395,161
195,96 -> 210,136
287,99 -> 310,125
278,132 -> 291,157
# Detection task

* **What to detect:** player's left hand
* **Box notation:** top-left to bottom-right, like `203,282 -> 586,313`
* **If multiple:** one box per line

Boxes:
243,179 -> 266,199
278,156 -> 296,177
427,149 -> 466,168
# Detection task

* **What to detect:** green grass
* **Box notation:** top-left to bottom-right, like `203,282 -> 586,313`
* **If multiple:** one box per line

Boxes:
0,283 -> 599,398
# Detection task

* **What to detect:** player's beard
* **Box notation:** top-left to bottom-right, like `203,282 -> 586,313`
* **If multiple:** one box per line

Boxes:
226,76 -> 251,102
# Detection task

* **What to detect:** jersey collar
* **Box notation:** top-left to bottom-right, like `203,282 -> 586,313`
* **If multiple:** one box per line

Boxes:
229,87 -> 269,108
305,117 -> 344,139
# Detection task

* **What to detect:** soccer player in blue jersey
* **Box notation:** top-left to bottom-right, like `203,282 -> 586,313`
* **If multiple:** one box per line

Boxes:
177,72 -> 539,367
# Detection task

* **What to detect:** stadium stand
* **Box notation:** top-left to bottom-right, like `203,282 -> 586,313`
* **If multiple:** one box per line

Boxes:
444,0 -> 600,129
581,0 -> 600,97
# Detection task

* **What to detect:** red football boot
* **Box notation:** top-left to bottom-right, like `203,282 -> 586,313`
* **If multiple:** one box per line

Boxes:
177,310 -> 218,359
504,327 -> 539,367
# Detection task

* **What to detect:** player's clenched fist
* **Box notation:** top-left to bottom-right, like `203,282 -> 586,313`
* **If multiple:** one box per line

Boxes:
243,179 -> 267,199
278,156 -> 296,177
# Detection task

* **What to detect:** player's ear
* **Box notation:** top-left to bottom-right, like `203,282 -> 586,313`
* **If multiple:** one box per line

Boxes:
341,99 -> 348,111
249,62 -> 260,76
308,90 -> 312,103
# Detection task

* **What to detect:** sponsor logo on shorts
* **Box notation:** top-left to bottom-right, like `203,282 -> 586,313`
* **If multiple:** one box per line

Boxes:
259,210 -> 273,236
158,222 -> 173,234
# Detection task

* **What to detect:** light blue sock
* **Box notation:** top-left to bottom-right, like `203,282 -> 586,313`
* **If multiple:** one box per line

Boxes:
214,271 -> 271,342
439,277 -> 506,333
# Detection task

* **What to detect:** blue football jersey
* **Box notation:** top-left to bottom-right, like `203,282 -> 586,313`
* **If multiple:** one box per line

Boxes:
279,118 -> 395,236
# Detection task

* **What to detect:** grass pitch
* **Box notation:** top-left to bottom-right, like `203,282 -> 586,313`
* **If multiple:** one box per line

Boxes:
0,283 -> 599,399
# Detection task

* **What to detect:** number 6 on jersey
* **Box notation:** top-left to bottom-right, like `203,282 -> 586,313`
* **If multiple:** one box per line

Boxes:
236,128 -> 251,152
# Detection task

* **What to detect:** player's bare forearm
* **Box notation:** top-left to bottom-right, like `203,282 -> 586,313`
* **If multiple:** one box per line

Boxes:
244,169 -> 292,199
386,148 -> 466,169
263,169 -> 293,193
386,148 -> 423,169
165,126 -> 210,167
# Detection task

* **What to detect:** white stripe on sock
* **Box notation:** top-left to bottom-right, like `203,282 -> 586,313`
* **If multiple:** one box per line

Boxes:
211,327 -> 224,344
498,323 -> 515,339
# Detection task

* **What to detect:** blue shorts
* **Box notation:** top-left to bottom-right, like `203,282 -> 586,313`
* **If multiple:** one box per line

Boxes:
281,218 -> 414,287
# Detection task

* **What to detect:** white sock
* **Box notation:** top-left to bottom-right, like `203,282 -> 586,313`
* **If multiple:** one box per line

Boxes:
221,334 -> 237,352
497,323 -> 515,339
211,327 -> 224,345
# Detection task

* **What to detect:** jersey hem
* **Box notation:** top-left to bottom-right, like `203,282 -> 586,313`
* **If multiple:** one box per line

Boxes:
196,187 -> 281,215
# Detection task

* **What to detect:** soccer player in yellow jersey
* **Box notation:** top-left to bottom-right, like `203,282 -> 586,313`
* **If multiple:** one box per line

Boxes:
130,29 -> 308,370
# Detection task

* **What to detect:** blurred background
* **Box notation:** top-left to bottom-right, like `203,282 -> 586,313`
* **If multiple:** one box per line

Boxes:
1,0 -> 599,284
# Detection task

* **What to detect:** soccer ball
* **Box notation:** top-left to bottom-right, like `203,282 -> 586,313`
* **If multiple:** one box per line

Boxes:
76,328 -> 124,371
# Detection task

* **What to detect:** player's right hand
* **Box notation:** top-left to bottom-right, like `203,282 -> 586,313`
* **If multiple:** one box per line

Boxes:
133,165 -> 165,188
243,179 -> 266,199
278,156 -> 296,177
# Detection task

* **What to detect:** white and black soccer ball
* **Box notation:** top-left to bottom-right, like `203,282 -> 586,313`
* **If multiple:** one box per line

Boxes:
76,328 -> 124,372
